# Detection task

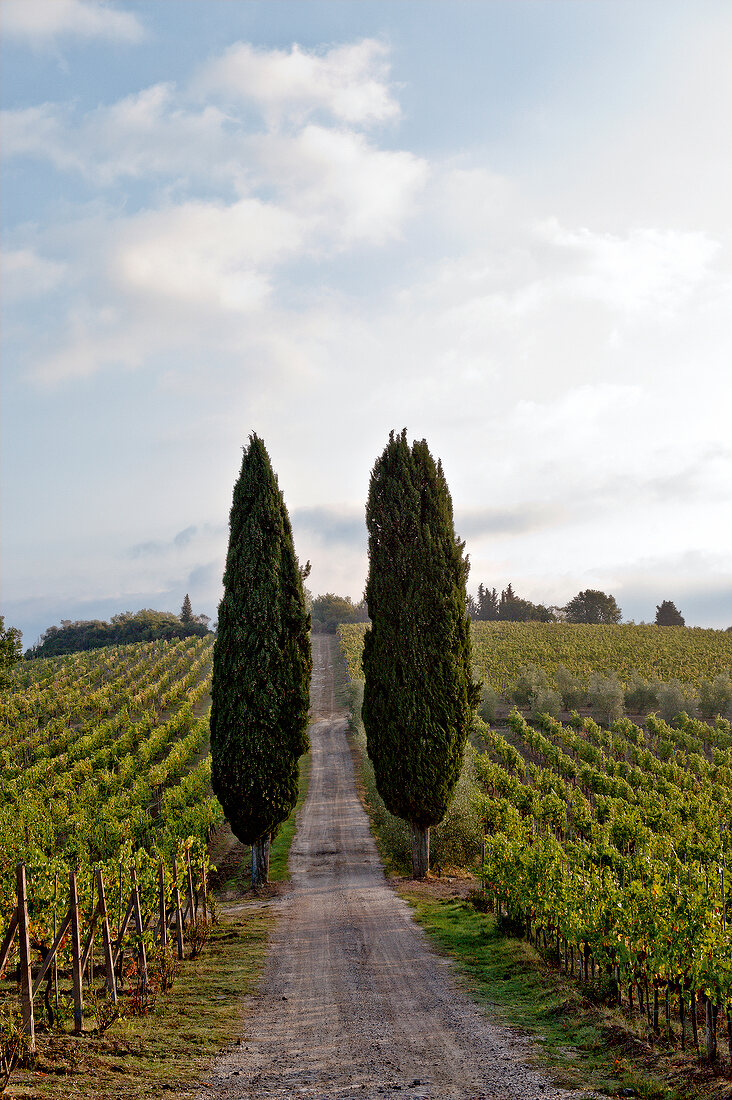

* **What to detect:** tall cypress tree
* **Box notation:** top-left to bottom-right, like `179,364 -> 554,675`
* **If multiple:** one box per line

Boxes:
210,435 -> 311,884
362,430 -> 479,878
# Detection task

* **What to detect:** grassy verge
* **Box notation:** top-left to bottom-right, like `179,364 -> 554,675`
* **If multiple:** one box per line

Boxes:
268,751 -> 311,881
399,890 -> 726,1100
6,910 -> 272,1099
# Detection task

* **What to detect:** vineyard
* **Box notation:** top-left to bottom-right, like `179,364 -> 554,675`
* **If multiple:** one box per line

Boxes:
0,636 -> 223,1071
339,621 -> 732,698
338,621 -> 732,1060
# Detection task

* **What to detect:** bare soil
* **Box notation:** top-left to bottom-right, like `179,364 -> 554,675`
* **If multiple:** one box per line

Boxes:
200,636 -> 596,1100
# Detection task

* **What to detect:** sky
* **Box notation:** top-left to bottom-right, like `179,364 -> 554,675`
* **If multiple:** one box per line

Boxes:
1,0 -> 731,648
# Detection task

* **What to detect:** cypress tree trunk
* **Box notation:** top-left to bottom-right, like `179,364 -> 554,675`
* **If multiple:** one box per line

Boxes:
411,824 -> 430,880
251,835 -> 270,887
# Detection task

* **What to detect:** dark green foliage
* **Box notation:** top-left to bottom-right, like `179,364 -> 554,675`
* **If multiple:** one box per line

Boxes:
499,588 -> 554,622
698,673 -> 732,720
362,430 -> 479,832
210,434 -> 311,847
469,584 -> 499,621
469,582 -> 554,622
180,593 -> 194,623
310,592 -> 369,634
564,589 -> 622,624
0,616 -> 23,687
512,663 -> 549,707
25,609 -> 209,659
655,599 -> 685,626
624,671 -> 658,714
0,616 -> 23,670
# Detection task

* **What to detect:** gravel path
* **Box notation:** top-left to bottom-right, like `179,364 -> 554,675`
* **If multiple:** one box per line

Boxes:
201,636 -> 596,1100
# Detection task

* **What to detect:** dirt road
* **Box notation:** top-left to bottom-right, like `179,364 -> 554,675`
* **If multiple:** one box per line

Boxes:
202,636 -> 592,1100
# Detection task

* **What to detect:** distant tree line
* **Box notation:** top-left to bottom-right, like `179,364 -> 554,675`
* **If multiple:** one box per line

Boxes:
467,582 -> 554,622
25,599 -> 211,659
468,586 -> 686,627
310,593 -> 369,634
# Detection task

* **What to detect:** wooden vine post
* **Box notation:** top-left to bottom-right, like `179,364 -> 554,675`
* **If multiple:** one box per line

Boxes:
96,867 -> 118,1002
185,849 -> 196,922
69,869 -> 83,1035
158,862 -> 168,948
16,863 -> 35,1053
1,853 -> 206,1041
172,855 -> 185,960
129,865 -> 148,985
200,858 -> 208,922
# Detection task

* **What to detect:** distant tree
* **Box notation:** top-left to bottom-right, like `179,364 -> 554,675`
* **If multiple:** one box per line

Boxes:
564,589 -> 622,624
210,435 -> 311,885
0,616 -> 23,683
476,584 -> 499,620
499,582 -> 516,615
655,600 -> 685,626
310,593 -> 369,634
362,430 -> 479,879
180,593 -> 194,623
470,582 -> 553,622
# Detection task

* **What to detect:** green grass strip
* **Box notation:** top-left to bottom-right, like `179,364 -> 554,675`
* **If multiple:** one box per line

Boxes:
269,751 -> 311,881
401,892 -> 700,1100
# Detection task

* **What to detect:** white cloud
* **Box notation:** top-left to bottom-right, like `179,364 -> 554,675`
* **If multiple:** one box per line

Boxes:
1,249 -> 67,298
0,91 -> 237,185
32,308 -> 146,383
112,198 -> 303,311
537,221 -> 721,314
2,0 -> 144,43
195,39 -> 400,126
254,125 -> 428,246
1,104 -> 76,167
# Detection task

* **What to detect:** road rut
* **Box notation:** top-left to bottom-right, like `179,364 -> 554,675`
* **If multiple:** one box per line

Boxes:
201,635 -> 594,1100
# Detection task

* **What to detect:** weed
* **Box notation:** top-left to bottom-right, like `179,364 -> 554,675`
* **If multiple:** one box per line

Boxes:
185,918 -> 211,959
0,1004 -> 31,1093
89,991 -> 121,1035
149,942 -> 178,993
122,958 -> 156,1017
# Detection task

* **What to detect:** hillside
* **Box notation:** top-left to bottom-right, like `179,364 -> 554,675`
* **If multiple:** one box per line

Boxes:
338,621 -> 732,1070
0,636 -> 222,911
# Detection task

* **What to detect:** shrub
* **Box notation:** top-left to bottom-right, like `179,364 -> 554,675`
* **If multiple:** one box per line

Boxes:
530,686 -> 562,721
589,672 -> 625,726
0,1005 -> 30,1091
624,671 -> 659,714
698,673 -> 732,720
657,679 -> 688,723
185,918 -> 210,960
431,749 -> 483,869
466,887 -> 492,913
478,684 -> 499,723
512,664 -> 548,707
555,664 -> 586,710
